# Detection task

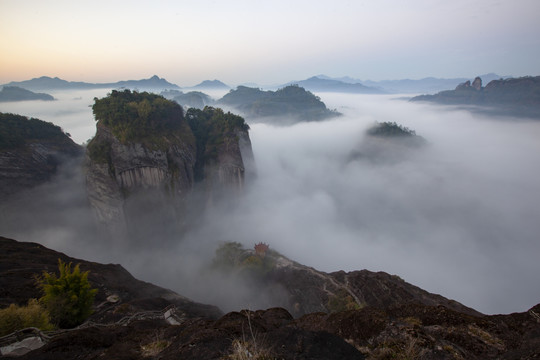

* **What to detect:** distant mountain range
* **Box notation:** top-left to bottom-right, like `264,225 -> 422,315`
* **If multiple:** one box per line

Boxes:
316,73 -> 508,94
2,73 -> 512,95
190,79 -> 230,90
410,75 -> 540,119
1,75 -> 180,91
0,86 -> 55,102
282,76 -> 385,94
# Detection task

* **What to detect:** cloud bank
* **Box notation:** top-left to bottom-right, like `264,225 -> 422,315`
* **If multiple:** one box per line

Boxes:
1,92 -> 539,315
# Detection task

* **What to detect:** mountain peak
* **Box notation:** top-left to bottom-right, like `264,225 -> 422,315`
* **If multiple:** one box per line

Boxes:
193,79 -> 230,89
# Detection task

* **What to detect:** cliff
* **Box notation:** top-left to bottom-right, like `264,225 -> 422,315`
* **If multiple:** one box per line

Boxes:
0,113 -> 82,200
85,91 -> 253,241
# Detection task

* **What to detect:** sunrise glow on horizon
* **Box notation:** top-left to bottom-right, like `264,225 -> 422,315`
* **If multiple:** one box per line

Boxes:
1,0 -> 539,86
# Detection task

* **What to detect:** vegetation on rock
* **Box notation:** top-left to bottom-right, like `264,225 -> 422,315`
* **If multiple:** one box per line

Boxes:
38,259 -> 97,328
219,85 -> 341,121
91,89 -> 186,144
186,106 -> 249,181
87,91 -> 249,184
0,112 -> 72,150
0,299 -> 54,336
327,289 -> 362,313
366,121 -> 417,137
212,242 -> 277,276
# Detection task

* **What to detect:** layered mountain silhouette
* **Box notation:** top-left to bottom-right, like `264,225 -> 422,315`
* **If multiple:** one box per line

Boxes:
410,75 -> 540,118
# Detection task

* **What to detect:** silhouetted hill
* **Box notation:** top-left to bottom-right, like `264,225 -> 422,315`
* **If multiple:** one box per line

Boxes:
191,79 -> 230,90
0,86 -> 54,102
2,77 -> 95,91
2,75 -> 180,91
218,85 -> 341,123
316,73 -> 507,94
113,75 -> 180,90
161,89 -> 213,109
410,75 -> 540,118
284,76 -> 384,94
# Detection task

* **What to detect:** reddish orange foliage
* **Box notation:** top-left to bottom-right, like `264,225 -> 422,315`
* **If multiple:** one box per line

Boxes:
254,242 -> 269,256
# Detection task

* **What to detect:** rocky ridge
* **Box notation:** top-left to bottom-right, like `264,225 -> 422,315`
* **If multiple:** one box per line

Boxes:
2,237 -> 539,359
210,243 -> 479,318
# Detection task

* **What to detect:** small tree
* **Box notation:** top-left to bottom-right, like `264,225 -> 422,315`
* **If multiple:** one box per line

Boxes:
38,259 -> 98,328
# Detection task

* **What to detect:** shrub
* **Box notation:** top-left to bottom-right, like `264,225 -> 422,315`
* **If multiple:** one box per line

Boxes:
0,299 -> 54,336
38,259 -> 98,328
327,289 -> 361,313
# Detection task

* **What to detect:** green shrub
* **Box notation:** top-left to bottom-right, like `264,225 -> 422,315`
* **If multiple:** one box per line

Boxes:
38,259 -> 98,328
0,299 -> 54,336
327,289 -> 361,313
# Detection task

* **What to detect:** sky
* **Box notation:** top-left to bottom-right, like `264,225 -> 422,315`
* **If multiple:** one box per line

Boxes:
1,0 -> 539,86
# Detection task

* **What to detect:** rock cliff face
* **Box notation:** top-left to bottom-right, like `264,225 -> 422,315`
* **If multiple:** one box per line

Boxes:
0,113 -> 82,200
85,123 -> 197,240
85,91 -> 253,241
202,128 -> 255,205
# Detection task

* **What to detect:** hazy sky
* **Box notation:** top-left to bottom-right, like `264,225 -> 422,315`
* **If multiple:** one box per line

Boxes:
1,0 -> 539,86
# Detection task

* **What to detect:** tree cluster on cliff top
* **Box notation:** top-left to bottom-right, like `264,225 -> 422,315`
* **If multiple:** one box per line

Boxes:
367,121 -> 417,137
88,91 -> 250,179
186,106 -> 249,181
92,89 -> 186,143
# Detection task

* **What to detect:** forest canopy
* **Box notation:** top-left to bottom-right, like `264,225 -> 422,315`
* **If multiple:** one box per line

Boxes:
92,90 -> 185,143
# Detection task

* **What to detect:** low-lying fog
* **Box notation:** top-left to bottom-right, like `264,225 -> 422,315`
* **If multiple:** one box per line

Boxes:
1,91 -> 539,315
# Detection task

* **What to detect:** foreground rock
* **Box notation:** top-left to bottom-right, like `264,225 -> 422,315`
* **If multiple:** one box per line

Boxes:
0,236 -> 221,321
1,237 -> 539,359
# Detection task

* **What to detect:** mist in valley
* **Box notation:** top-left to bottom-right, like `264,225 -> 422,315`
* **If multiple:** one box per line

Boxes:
1,91 -> 539,315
